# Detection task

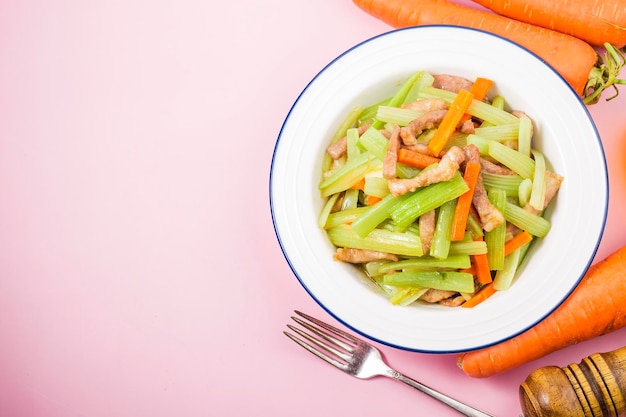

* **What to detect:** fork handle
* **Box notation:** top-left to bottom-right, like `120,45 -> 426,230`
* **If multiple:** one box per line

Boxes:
390,371 -> 496,417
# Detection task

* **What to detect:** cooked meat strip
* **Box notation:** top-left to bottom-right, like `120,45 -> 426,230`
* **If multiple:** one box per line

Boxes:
383,125 -> 401,179
480,157 -> 517,175
419,209 -> 436,254
420,288 -> 459,303
432,74 -> 474,93
400,109 -> 448,146
326,122 -> 371,159
459,118 -> 476,134
403,142 -> 431,154
387,146 -> 465,197
463,144 -> 505,232
401,98 -> 449,112
440,294 -> 466,307
333,248 -> 398,263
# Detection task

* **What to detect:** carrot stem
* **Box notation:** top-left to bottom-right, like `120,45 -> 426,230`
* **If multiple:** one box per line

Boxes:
450,161 -> 481,241
428,89 -> 474,156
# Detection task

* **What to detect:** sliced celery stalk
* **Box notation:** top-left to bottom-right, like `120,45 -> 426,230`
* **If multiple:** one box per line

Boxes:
363,176 -> 389,199
448,239 -> 488,256
517,116 -> 533,158
372,71 -> 425,129
318,193 -> 340,228
319,152 -> 381,197
346,127 -> 361,161
377,254 -> 471,274
430,199 -> 457,259
358,127 -> 389,161
376,106 -> 422,127
322,106 -> 362,172
493,247 -> 522,291
351,193 -> 410,237
518,178 -> 533,207
389,287 -> 429,306
474,123 -> 520,141
482,172 -> 523,197
488,140 -> 535,179
324,207 -> 369,229
389,173 -> 469,230
383,271 -> 475,294
486,188 -> 507,270
504,202 -> 551,238
529,149 -> 546,211
327,224 -> 423,257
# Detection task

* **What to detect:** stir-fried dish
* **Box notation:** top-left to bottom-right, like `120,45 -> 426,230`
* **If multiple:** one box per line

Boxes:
318,71 -> 563,308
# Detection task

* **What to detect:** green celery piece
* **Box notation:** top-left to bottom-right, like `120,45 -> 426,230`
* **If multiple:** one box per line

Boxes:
325,207 -> 369,229
358,127 -> 389,161
493,247 -> 522,291
351,193 -> 410,237
529,149 -> 546,211
468,99 -> 519,126
341,188 -> 360,210
319,152 -> 381,197
322,106 -> 362,173
430,199 -> 457,259
488,140 -> 535,179
466,134 -> 491,155
318,193 -> 340,228
482,172 -> 523,197
327,224 -> 423,257
389,287 -> 429,306
359,98 -> 391,125
346,128 -> 361,161
363,176 -> 390,199
486,188 -> 507,270
448,239 -> 488,256
416,87 -> 518,125
473,123 -> 520,141
518,178 -> 533,207
517,116 -> 533,158
376,106 -> 421,127
402,71 -> 435,104
383,271 -> 475,294
389,173 -> 469,230
377,254 -> 471,274
371,71 -> 425,129
504,202 -> 551,238
466,214 -> 484,239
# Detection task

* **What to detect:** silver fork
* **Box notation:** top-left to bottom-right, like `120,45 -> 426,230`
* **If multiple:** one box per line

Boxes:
285,310 -> 496,417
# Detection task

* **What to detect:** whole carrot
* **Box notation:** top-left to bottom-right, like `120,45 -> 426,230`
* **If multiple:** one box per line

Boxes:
471,0 -> 626,48
456,245 -> 626,378
352,0 -> 625,103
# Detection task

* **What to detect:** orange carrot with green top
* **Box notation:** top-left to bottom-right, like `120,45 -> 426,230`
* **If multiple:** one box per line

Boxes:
428,89 -> 473,156
470,0 -> 626,48
352,0 -> 626,103
451,161 -> 481,241
457,244 -> 626,377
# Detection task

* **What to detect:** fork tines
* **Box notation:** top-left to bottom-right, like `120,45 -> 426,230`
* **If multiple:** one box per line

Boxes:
284,310 -> 357,370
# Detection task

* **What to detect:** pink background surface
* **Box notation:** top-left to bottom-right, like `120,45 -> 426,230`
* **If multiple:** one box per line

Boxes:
1,1 -> 625,416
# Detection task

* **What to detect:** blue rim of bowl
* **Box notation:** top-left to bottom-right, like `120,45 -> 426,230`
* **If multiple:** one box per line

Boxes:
269,25 -> 608,353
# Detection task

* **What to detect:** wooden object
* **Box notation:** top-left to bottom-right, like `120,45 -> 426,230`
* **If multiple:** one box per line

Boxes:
519,346 -> 626,417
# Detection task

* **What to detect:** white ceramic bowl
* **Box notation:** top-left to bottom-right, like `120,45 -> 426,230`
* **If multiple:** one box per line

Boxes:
270,25 -> 607,353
